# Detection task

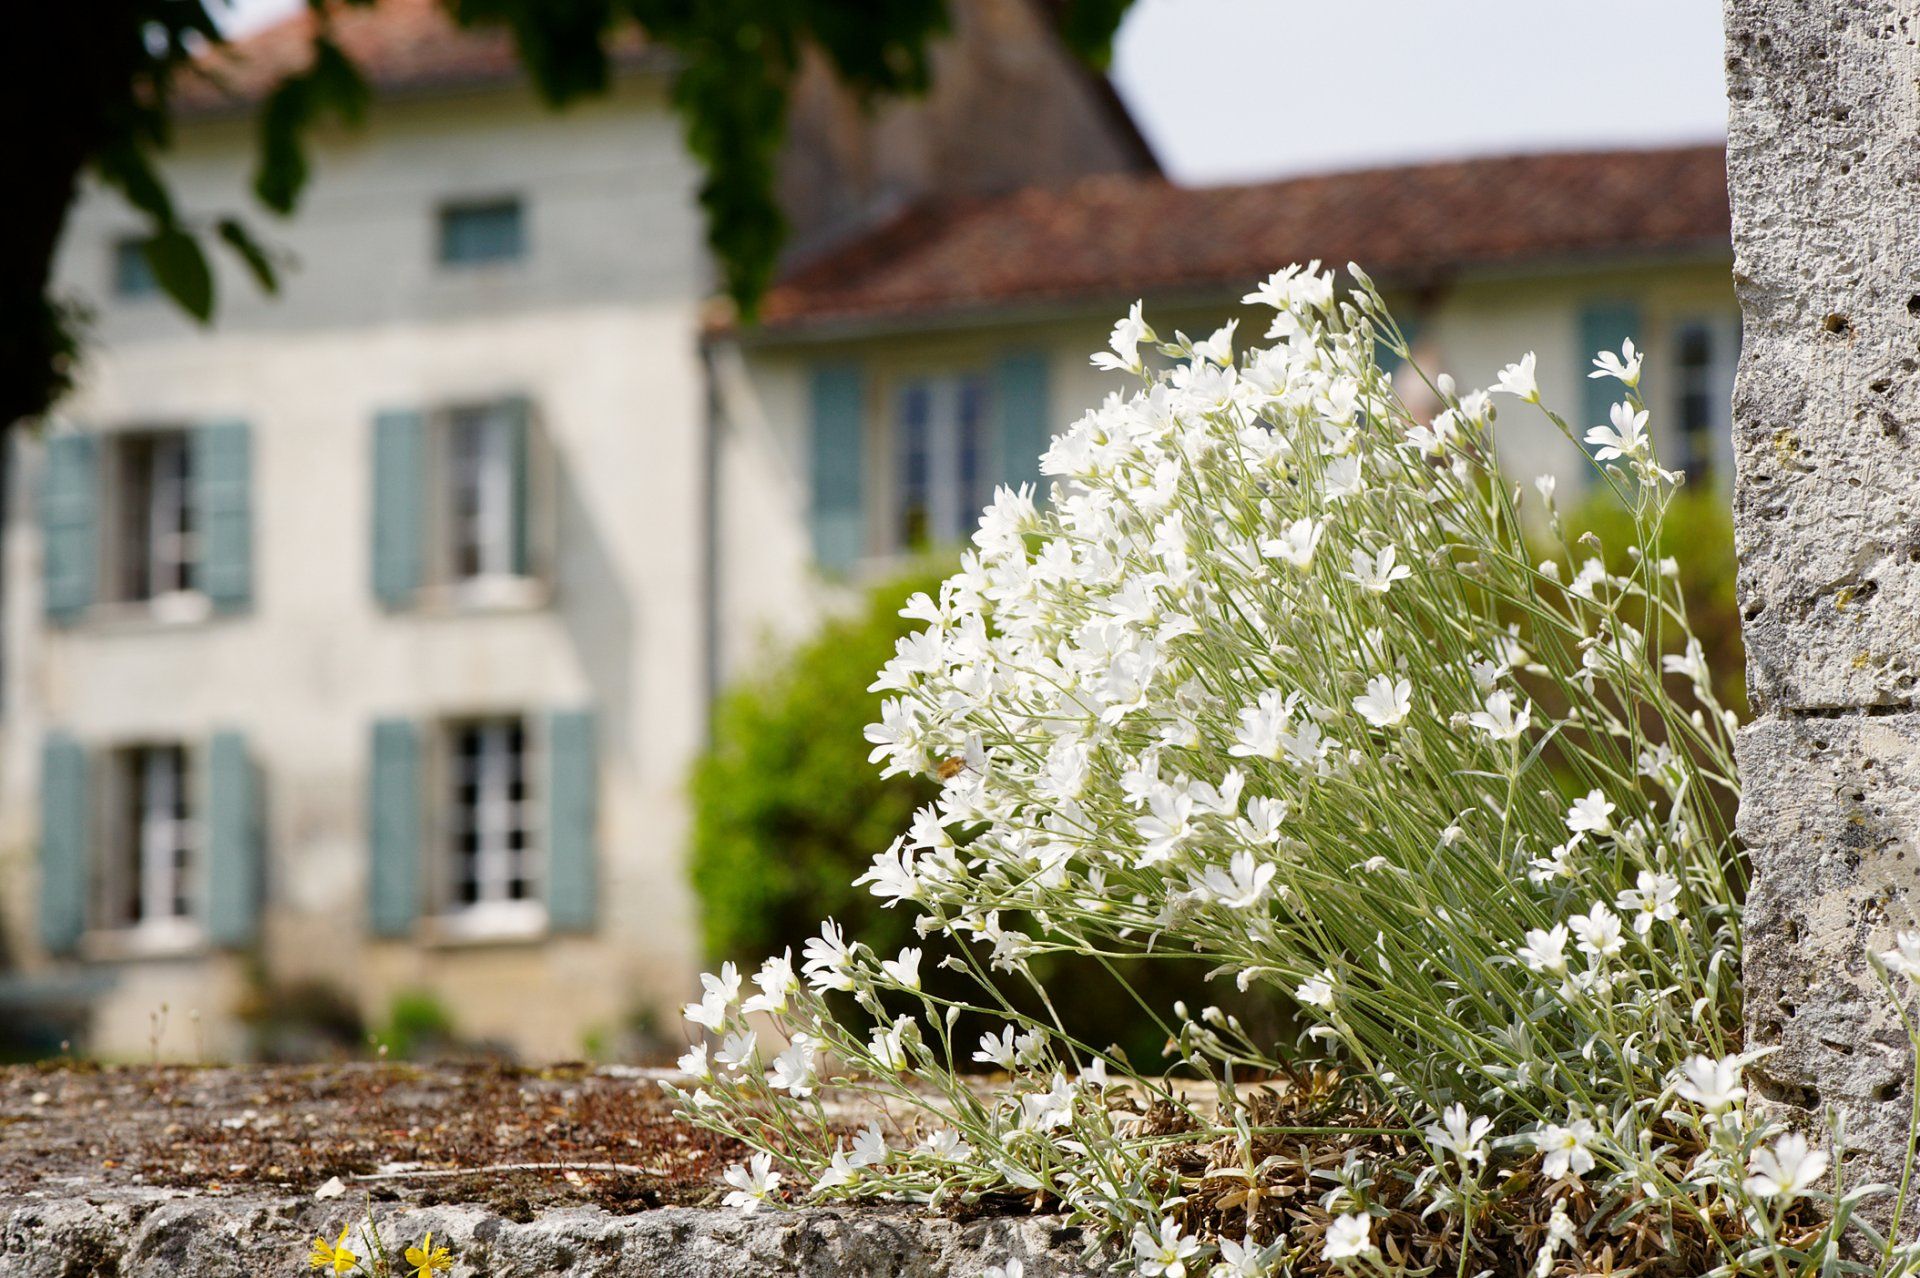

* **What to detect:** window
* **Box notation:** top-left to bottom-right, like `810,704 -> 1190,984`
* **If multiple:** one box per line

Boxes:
444,405 -> 520,583
438,199 -> 525,266
110,430 -> 198,604
891,373 -> 992,550
106,745 -> 195,934
444,717 -> 535,919
112,237 -> 159,298
1672,317 -> 1737,483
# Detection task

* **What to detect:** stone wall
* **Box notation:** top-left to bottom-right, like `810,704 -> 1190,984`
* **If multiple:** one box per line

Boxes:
0,1191 -> 1092,1278
1725,0 -> 1920,1193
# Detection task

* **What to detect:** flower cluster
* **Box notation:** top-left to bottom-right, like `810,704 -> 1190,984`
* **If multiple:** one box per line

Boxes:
667,269 -> 1907,1276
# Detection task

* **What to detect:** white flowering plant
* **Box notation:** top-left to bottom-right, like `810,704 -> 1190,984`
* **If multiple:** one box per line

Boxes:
668,266 -> 1920,1275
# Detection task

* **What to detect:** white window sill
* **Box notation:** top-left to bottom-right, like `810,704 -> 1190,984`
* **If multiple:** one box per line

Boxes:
76,592 -> 217,632
79,921 -> 207,962
422,901 -> 548,947
410,576 -> 549,616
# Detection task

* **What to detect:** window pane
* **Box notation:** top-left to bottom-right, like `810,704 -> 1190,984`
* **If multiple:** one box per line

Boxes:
896,383 -> 933,549
113,238 -> 159,298
1674,322 -> 1717,479
446,407 -> 516,582
116,433 -> 198,603
439,201 -> 525,266
954,376 -> 990,539
446,717 -> 533,911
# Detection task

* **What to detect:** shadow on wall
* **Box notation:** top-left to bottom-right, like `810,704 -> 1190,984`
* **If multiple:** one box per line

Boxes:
550,451 -> 635,763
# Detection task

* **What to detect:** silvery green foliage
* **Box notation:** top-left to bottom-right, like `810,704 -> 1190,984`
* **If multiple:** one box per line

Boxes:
670,268 -> 1920,1275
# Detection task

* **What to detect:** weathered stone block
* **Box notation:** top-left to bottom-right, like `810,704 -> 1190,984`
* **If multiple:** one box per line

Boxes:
1725,0 -> 1920,713
1738,711 -> 1920,1183
0,1192 -> 1097,1278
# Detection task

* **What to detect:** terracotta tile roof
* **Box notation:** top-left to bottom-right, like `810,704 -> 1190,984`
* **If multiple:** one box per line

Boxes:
180,0 -> 656,113
755,144 -> 1730,334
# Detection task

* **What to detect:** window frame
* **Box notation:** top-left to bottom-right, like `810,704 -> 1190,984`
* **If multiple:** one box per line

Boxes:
429,712 -> 546,940
1667,312 -> 1740,488
111,236 -> 160,300
436,197 -> 527,269
416,400 -> 547,611
99,426 -> 210,623
879,369 -> 996,555
91,740 -> 203,953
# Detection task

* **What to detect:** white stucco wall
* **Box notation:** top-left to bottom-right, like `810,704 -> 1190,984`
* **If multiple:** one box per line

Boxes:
2,78 -> 711,1060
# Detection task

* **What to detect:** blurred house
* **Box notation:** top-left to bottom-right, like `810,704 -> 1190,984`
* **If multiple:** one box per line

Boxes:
0,0 -> 1733,1060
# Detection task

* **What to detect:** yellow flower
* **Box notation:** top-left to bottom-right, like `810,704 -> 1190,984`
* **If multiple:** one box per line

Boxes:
405,1231 -> 454,1278
309,1225 -> 359,1274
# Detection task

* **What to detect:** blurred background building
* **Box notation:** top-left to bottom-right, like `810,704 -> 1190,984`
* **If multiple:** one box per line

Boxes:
0,0 -> 1735,1060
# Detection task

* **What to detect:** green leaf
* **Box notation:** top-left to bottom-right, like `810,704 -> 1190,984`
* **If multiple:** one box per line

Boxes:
254,77 -> 312,214
309,37 -> 372,126
217,218 -> 280,294
141,229 -> 215,323
93,141 -> 177,225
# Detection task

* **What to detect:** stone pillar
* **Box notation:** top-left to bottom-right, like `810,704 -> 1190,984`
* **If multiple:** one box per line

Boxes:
1726,0 -> 1920,1191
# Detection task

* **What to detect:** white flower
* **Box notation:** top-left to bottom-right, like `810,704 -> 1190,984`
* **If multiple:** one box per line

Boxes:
1131,1216 -> 1204,1278
812,1142 -> 858,1192
849,1122 -> 889,1168
1191,319 -> 1238,367
879,946 -> 923,991
1322,454 -> 1365,502
741,950 -> 799,1015
1879,930 -> 1920,983
1569,902 -> 1625,960
1213,1235 -> 1282,1277
974,1026 -> 1018,1069
855,840 -> 923,907
768,1036 -> 816,1097
1322,1212 -> 1374,1261
1517,924 -> 1569,976
1565,789 -> 1615,836
1492,352 -> 1539,402
1425,1103 -> 1492,1166
1196,849 -> 1276,909
1616,871 -> 1680,934
722,1151 -> 782,1213
1259,517 -> 1322,570
916,1128 -> 973,1162
1589,338 -> 1642,387
715,1028 -> 759,1073
1674,1054 -> 1746,1113
676,1040 -> 712,1081
869,1018 -> 914,1072
1536,1119 -> 1597,1182
1352,675 -> 1411,728
1744,1132 -> 1829,1200
1468,689 -> 1531,742
1584,401 -> 1650,461
1345,544 -> 1411,594
984,1261 -> 1025,1278
1295,970 -> 1335,1009
801,920 -> 858,991
1092,300 -> 1155,374
683,962 -> 742,1031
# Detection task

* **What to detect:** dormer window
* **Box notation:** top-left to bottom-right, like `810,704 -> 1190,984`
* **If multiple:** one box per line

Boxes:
438,199 -> 525,267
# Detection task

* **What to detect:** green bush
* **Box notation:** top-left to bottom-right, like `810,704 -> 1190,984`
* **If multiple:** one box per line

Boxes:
691,563 -> 946,965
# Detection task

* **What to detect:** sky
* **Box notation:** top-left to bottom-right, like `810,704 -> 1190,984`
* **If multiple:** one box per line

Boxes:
221,0 -> 1728,185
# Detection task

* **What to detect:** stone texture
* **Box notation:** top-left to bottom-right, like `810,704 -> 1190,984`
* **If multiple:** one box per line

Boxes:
1725,0 -> 1920,714
0,1188 -> 1097,1278
1739,712 -> 1920,1181
1727,0 -> 1920,1208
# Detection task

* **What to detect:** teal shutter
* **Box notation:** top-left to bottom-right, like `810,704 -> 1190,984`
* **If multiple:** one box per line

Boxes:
544,708 -> 597,932
368,718 -> 422,937
38,735 -> 88,956
995,350 -> 1052,501
1577,301 -> 1642,441
501,397 -> 533,578
40,433 -> 98,622
204,730 -> 261,947
371,410 -> 425,607
808,365 -> 865,573
192,420 -> 252,611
